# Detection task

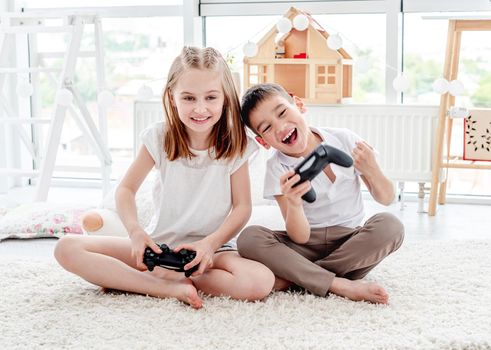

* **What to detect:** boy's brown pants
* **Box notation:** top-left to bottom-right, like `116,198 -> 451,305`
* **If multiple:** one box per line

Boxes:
237,212 -> 404,297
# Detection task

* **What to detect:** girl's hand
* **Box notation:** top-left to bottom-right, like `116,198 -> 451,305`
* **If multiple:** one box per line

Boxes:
280,170 -> 312,207
174,239 -> 215,277
352,141 -> 379,177
129,228 -> 162,270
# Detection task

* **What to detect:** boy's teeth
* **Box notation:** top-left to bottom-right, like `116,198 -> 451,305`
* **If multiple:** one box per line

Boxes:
282,129 -> 294,142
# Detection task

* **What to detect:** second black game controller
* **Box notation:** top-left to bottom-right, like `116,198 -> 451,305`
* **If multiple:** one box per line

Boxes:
143,243 -> 199,277
292,142 -> 353,203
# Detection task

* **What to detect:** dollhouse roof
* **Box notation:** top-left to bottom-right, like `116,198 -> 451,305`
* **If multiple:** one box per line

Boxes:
254,7 -> 352,60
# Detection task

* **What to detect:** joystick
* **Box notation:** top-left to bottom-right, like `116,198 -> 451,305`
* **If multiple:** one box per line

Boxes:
143,244 -> 199,277
293,142 -> 353,203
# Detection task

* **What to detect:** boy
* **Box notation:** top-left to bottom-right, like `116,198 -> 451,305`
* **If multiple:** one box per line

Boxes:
237,83 -> 404,304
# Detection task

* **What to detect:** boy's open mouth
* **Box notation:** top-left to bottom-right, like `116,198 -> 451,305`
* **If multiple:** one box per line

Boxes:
282,128 -> 297,145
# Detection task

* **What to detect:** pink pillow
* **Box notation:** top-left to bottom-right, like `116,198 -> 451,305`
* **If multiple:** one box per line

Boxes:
0,202 -> 92,241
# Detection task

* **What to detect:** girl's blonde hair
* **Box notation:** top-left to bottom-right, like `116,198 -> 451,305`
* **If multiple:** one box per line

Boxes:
162,46 -> 246,161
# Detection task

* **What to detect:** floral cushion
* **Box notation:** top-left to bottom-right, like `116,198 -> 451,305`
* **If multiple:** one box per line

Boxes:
0,202 -> 92,241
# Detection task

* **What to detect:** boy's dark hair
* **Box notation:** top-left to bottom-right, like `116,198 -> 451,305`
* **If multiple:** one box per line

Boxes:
240,83 -> 293,133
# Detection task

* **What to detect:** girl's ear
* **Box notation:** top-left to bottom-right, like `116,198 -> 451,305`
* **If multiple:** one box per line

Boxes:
292,95 -> 307,113
255,136 -> 271,149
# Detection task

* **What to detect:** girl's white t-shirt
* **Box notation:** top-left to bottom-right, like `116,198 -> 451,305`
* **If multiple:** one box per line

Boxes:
141,122 -> 258,247
263,126 -> 365,229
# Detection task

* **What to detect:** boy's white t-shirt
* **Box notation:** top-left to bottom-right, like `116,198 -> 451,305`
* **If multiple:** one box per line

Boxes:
140,122 -> 258,247
264,126 -> 365,229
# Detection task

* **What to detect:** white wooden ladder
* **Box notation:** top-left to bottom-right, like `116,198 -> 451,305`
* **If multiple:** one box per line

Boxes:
0,12 -> 112,200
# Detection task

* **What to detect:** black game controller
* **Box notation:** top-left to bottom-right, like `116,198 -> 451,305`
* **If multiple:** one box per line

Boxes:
292,142 -> 353,203
143,244 -> 199,277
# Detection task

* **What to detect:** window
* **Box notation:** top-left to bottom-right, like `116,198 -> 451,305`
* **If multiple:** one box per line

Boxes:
15,2 -> 184,180
403,11 -> 491,197
6,0 -> 491,201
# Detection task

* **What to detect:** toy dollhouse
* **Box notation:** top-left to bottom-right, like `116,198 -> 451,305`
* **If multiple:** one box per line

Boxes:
243,7 -> 353,104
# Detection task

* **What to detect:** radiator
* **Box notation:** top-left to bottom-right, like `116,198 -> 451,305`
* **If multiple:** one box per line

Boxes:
133,101 -> 165,157
307,105 -> 439,183
133,101 -> 439,183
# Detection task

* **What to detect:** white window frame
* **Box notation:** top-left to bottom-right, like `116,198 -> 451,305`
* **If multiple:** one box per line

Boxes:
403,0 -> 491,12
1,0 -> 20,192
200,1 -> 387,16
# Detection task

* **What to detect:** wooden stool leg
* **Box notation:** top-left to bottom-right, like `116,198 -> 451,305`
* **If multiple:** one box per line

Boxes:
428,152 -> 441,216
428,103 -> 446,215
438,117 -> 454,204
438,180 -> 448,204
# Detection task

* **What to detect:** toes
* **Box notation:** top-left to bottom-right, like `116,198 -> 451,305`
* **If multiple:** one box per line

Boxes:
189,295 -> 203,309
185,288 -> 203,309
377,294 -> 389,304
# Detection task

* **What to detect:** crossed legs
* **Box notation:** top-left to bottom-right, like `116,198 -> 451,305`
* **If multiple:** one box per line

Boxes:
54,235 -> 274,309
237,213 -> 404,304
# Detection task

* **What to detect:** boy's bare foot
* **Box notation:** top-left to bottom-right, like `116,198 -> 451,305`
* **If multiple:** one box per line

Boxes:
329,277 -> 389,304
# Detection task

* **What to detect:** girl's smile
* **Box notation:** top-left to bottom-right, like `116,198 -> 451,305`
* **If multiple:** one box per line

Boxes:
191,115 -> 212,124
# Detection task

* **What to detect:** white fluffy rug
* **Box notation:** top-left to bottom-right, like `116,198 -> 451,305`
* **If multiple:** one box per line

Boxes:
1,239 -> 491,349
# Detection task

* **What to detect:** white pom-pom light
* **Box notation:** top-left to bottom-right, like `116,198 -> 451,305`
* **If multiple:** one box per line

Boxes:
293,14 -> 309,31
432,78 -> 450,94
56,88 -> 73,106
243,41 -> 258,58
137,85 -> 153,101
16,81 -> 34,97
276,17 -> 292,34
327,33 -> 343,50
449,79 -> 464,96
97,90 -> 115,108
392,75 -> 410,92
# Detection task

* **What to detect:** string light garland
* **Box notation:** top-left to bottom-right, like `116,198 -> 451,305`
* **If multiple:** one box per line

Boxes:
242,41 -> 259,58
432,78 -> 450,94
276,17 -> 292,34
326,33 -> 343,51
137,84 -> 155,101
13,76 -> 115,108
136,10 -> 467,100
292,14 -> 309,31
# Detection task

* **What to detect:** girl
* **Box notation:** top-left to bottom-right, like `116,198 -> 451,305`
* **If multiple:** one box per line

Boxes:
54,47 -> 275,309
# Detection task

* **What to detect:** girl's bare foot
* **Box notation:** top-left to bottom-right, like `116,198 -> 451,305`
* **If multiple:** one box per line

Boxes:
146,267 -> 190,283
273,277 -> 292,291
101,273 -> 202,309
149,270 -> 202,309
172,281 -> 203,309
329,277 -> 389,304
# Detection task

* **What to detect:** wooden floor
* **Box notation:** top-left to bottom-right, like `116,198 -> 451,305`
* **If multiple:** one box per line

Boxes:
1,185 -> 490,260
